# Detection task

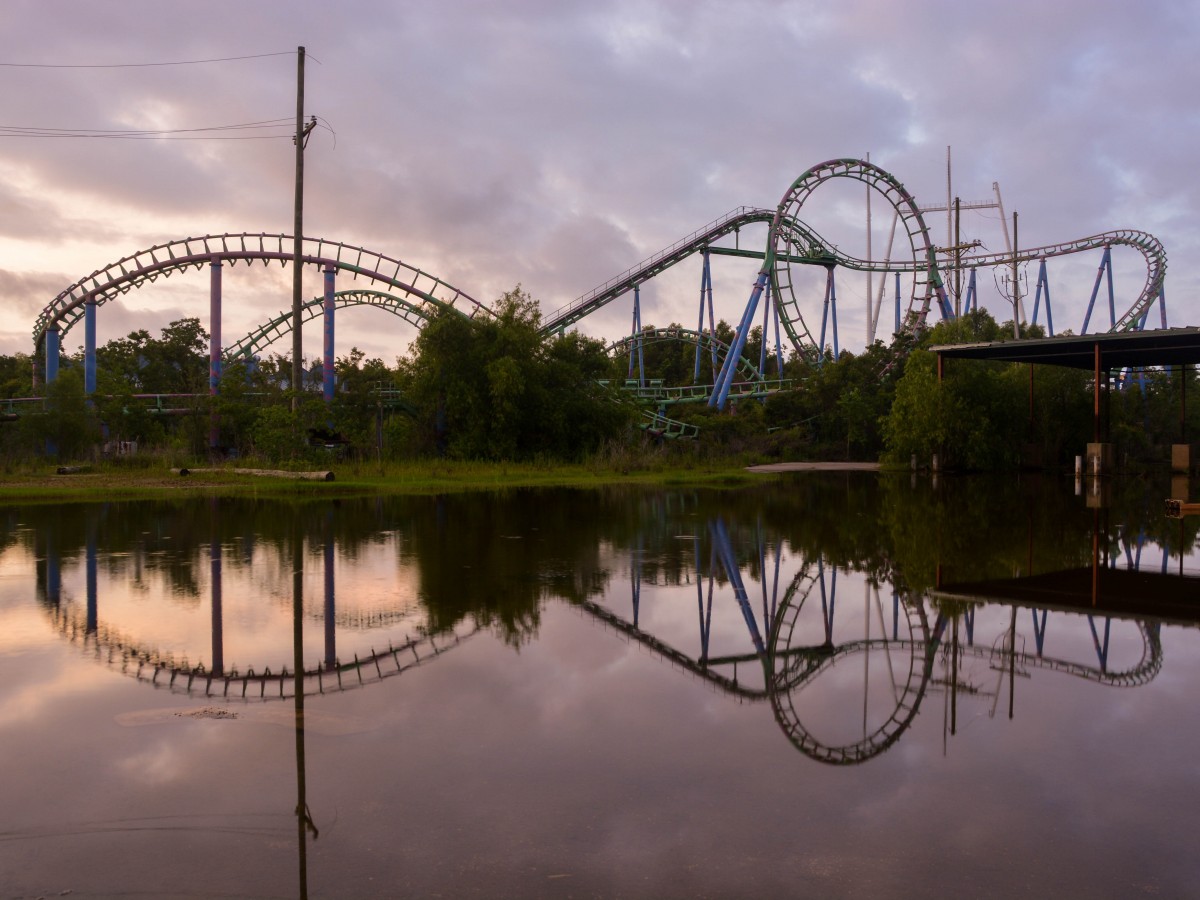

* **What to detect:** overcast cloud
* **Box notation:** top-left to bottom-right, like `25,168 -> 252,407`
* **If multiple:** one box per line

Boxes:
0,0 -> 1196,364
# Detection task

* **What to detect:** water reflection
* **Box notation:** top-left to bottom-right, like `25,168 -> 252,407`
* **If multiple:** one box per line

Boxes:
16,480 -> 1196,760
3,476 -> 1199,895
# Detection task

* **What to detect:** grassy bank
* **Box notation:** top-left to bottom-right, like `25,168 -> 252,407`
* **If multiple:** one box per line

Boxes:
0,456 -> 778,503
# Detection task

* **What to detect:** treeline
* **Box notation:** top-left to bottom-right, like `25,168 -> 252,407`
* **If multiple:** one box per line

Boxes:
0,287 -> 641,464
0,290 -> 1194,470
639,308 -> 1199,471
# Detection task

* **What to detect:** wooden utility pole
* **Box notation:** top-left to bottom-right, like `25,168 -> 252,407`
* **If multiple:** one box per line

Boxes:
292,46 -> 306,411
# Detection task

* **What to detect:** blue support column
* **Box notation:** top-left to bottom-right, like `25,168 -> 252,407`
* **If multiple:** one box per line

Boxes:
694,536 -> 707,660
323,265 -> 336,403
694,250 -> 711,383
819,267 -> 840,363
758,280 -> 770,376
771,279 -> 783,377
819,268 -> 831,362
635,285 -> 644,388
1081,247 -> 1111,335
631,536 -> 642,628
1088,616 -> 1112,672
710,268 -> 768,409
1159,286 -> 1168,329
964,268 -> 978,315
1105,249 -> 1117,329
209,259 -> 222,450
712,519 -> 765,655
84,298 -> 97,396
47,534 -> 61,607
1032,259 -> 1053,335
1032,609 -> 1047,656
45,327 -> 60,386
830,271 -> 840,361
817,559 -> 836,644
770,541 -> 782,624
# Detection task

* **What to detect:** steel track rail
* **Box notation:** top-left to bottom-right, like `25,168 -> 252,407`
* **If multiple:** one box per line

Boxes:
34,233 -> 489,347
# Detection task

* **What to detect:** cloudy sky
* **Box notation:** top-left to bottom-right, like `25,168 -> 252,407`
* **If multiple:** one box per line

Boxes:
0,0 -> 1196,368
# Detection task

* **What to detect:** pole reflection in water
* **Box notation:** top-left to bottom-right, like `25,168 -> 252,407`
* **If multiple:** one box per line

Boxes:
294,527 -> 315,900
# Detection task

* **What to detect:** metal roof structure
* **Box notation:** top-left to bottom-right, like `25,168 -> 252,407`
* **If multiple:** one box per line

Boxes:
934,566 -> 1200,627
930,327 -> 1200,370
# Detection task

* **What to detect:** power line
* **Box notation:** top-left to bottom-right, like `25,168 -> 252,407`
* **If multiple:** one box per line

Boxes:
0,134 -> 293,141
0,118 -> 298,140
0,51 -> 301,69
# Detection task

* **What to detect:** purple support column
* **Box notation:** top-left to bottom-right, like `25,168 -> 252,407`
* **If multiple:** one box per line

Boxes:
44,327 -> 60,457
323,266 -> 336,403
84,297 -> 97,396
86,532 -> 98,635
209,258 -> 222,450
211,537 -> 224,676
324,537 -> 336,669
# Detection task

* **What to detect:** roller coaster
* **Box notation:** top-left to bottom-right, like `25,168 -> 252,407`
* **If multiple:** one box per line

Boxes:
30,158 -> 1169,416
569,513 -> 1173,767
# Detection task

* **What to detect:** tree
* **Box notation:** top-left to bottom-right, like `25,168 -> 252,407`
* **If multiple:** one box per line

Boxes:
19,369 -> 101,460
398,286 -> 632,460
95,317 -> 209,394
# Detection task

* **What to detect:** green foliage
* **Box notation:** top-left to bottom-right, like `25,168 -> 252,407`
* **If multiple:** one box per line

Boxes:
885,311 -> 1064,470
3,296 -> 1196,472
760,341 -> 901,460
18,369 -> 102,460
94,317 -> 210,394
884,348 -> 1026,470
0,352 -> 33,399
251,404 -> 305,461
398,286 -> 633,461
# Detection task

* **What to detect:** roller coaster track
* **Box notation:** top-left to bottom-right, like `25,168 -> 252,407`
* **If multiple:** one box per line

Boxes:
571,597 -> 765,699
540,207 -> 777,335
32,162 -> 1166,386
45,599 -> 478,701
769,159 -> 1160,350
33,233 -> 489,346
604,325 -> 766,384
768,624 -> 1161,694
766,564 -> 1162,764
618,379 -> 795,406
638,410 -> 699,439
770,158 -> 948,355
542,158 -> 1167,360
577,555 -> 1160,698
225,289 -> 442,362
955,229 -> 1166,332
768,568 -> 936,766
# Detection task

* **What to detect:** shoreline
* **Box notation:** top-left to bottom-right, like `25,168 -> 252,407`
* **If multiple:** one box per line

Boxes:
745,461 -> 881,473
0,460 -> 796,502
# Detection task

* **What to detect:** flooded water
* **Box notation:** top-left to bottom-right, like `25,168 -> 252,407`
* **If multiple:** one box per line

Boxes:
1,473 -> 1198,898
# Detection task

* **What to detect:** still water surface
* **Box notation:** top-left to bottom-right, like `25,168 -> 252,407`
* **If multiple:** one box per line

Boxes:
1,474 -> 1198,898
